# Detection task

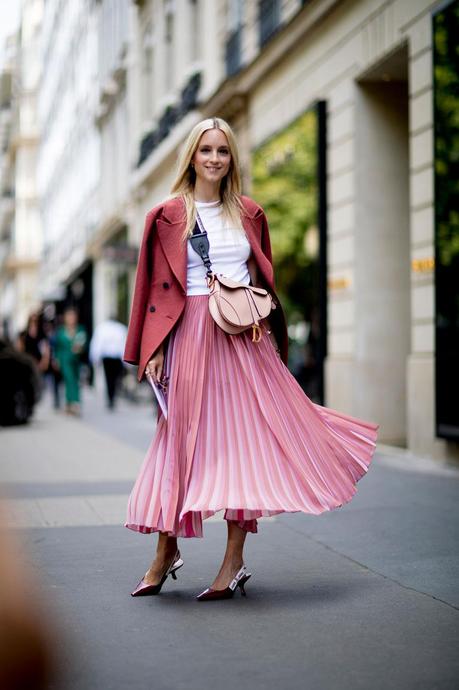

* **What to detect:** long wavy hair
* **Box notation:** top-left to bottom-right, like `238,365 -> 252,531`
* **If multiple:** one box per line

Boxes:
168,117 -> 245,240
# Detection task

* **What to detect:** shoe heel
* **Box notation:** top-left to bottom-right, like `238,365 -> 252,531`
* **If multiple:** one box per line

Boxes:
237,573 -> 252,596
169,557 -> 184,581
131,553 -> 183,597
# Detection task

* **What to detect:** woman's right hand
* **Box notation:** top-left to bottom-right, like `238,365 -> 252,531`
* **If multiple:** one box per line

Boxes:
145,344 -> 164,383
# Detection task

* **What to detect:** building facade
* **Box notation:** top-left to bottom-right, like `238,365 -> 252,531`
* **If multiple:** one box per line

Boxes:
36,0 -> 100,332
92,0 -> 132,327
0,0 -> 43,339
2,0 -> 457,464
117,0 -> 456,462
0,34 -> 17,339
122,0 -> 458,462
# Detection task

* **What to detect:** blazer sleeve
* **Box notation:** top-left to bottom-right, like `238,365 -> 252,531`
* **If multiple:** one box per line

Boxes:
260,210 -> 273,264
259,208 -> 277,291
123,209 -> 157,365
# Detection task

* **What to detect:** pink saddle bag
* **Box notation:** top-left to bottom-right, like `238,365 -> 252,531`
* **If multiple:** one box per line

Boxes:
208,273 -> 276,342
190,210 -> 276,342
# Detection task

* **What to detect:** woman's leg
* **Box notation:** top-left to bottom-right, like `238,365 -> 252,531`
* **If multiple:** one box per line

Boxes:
69,361 -> 81,403
61,359 -> 80,410
143,532 -> 179,585
210,520 -> 247,590
60,361 -> 72,409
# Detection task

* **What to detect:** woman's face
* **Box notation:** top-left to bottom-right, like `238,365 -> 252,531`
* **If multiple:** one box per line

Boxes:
191,128 -> 231,186
28,315 -> 39,335
64,309 -> 77,328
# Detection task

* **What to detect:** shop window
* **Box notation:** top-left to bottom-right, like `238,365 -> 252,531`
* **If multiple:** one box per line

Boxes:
433,0 -> 459,439
252,103 -> 327,403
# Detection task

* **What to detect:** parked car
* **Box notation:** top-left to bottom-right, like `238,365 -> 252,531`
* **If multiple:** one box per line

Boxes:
0,338 -> 41,426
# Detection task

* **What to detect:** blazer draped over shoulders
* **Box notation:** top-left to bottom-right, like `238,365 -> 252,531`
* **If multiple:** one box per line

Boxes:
123,194 -> 289,381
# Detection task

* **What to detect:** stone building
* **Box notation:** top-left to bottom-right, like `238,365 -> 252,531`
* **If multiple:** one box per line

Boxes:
118,0 -> 457,462
3,0 -> 457,463
0,0 -> 43,338
36,0 -> 100,332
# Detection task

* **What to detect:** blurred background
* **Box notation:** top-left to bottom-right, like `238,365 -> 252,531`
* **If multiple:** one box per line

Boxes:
0,0 -> 458,460
1,2 -> 459,689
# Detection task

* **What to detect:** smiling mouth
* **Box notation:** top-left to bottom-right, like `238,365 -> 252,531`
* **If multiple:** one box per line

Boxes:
206,167 -> 221,171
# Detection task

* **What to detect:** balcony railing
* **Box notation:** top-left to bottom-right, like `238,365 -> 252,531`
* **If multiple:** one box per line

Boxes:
137,71 -> 201,167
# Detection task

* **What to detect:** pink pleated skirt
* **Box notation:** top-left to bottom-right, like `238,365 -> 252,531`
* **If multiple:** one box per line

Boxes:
125,296 -> 379,538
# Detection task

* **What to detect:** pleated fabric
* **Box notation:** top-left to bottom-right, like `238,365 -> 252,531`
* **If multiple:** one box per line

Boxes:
125,296 -> 379,538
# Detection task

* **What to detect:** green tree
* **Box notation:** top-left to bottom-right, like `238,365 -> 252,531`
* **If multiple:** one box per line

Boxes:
252,109 -> 319,326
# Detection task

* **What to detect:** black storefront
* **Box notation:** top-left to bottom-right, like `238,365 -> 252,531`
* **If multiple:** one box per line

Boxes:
433,0 -> 459,440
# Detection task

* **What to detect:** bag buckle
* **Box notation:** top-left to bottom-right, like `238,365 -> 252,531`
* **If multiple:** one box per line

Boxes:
252,324 -> 262,342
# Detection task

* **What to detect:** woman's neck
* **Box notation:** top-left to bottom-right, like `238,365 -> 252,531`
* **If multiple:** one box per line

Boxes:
193,180 -> 221,203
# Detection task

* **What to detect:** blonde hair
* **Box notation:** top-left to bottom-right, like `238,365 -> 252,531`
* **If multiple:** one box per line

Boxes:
168,117 -> 245,240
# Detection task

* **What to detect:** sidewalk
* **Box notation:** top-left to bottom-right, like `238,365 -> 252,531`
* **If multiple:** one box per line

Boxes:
1,395 -> 458,690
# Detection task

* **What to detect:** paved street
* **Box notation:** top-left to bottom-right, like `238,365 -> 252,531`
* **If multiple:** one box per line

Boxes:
1,384 -> 459,690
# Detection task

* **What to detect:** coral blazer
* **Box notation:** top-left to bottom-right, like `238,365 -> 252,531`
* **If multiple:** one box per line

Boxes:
123,194 -> 289,381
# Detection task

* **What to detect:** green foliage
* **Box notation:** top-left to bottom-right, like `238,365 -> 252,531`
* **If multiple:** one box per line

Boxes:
434,1 -> 459,269
433,0 -> 459,432
252,110 -> 319,324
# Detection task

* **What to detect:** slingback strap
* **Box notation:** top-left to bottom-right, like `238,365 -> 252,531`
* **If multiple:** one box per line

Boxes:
229,565 -> 248,591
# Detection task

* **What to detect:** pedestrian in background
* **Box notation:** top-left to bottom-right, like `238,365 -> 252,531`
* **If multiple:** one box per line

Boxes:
54,307 -> 87,416
16,313 -> 50,388
42,319 -> 62,410
0,337 -> 40,426
124,117 -> 379,601
89,315 -> 127,410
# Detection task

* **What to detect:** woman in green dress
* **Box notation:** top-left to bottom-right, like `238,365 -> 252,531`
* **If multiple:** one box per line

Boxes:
54,307 -> 87,415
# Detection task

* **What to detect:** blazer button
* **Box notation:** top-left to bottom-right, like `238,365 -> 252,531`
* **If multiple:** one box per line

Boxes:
149,305 -> 156,313
163,281 -> 170,289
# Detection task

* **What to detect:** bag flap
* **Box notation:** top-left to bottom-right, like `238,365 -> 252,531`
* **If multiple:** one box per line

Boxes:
215,274 -> 268,295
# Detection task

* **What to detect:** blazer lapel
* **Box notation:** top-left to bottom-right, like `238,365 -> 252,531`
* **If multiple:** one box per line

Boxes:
156,217 -> 187,293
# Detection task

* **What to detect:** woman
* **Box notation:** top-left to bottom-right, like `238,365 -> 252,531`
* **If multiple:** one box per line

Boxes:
124,117 -> 379,601
17,313 -> 50,378
54,307 -> 87,416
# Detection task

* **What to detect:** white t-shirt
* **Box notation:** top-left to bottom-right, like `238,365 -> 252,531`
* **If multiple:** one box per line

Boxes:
186,199 -> 251,295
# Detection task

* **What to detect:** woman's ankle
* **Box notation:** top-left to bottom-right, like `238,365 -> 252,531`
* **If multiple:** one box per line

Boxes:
221,554 -> 244,571
156,536 -> 178,559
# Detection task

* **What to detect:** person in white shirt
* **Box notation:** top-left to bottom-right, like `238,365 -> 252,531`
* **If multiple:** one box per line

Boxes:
89,317 -> 128,409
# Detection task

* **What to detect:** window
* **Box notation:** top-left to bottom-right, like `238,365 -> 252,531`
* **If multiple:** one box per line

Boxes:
164,0 -> 175,92
252,104 -> 328,402
433,0 -> 459,439
259,0 -> 280,47
190,0 -> 201,63
141,22 -> 155,123
226,0 -> 244,76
